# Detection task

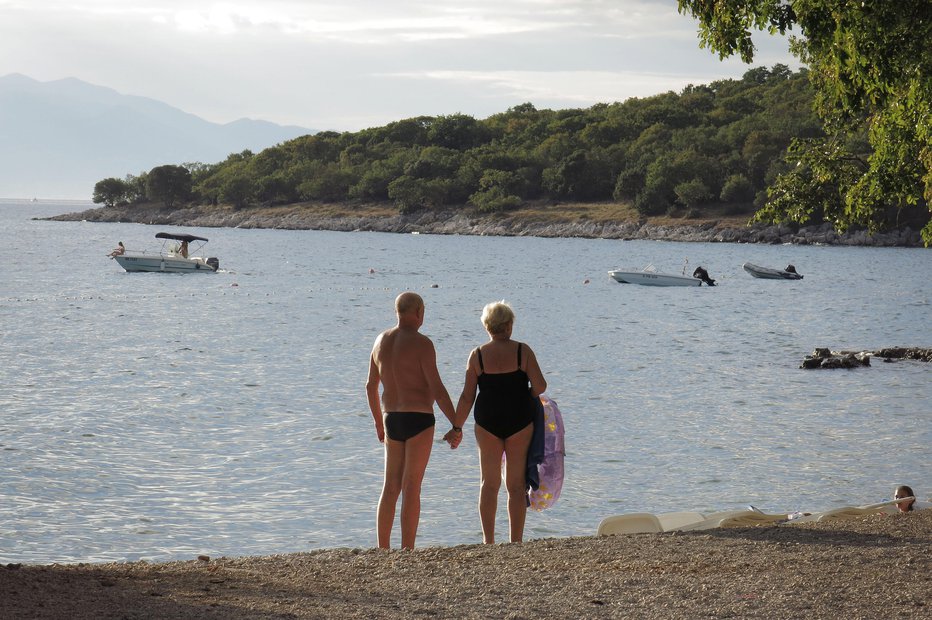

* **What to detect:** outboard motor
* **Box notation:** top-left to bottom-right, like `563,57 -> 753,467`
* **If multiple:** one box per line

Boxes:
692,266 -> 716,286
206,257 -> 220,271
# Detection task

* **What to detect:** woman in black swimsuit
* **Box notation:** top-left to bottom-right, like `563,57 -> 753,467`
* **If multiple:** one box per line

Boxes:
453,301 -> 547,543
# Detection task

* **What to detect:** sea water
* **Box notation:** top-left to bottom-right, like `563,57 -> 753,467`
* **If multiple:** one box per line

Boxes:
1,199 -> 930,563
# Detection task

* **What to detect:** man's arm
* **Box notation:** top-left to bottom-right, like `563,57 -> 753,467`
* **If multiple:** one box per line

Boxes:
366,343 -> 385,443
420,338 -> 456,426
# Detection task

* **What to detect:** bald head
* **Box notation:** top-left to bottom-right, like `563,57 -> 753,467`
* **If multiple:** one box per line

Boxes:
395,291 -> 424,316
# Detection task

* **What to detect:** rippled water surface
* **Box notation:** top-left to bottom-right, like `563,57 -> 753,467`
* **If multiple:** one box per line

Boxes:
1,200 -> 930,563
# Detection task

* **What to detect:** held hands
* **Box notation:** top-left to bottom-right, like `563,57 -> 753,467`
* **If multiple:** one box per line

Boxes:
443,427 -> 463,449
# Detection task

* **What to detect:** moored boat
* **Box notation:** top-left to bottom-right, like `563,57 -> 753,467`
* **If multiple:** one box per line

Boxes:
113,232 -> 220,273
608,264 -> 715,287
743,262 -> 803,280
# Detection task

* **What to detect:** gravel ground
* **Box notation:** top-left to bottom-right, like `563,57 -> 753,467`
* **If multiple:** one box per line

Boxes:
2,511 -> 929,619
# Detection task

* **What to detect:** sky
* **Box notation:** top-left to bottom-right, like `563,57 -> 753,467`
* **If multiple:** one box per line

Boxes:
0,0 -> 802,132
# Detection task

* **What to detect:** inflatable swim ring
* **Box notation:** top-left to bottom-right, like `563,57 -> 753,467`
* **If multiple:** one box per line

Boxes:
529,395 -> 565,511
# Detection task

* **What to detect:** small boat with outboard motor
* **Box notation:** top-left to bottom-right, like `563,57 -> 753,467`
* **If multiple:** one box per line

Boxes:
742,262 -> 803,280
112,232 -> 220,273
608,263 -> 716,287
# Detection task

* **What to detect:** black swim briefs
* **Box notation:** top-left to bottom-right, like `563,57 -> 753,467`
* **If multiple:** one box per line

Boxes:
384,412 -> 436,441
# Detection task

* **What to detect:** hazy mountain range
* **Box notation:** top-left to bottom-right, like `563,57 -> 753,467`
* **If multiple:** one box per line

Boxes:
0,74 -> 314,199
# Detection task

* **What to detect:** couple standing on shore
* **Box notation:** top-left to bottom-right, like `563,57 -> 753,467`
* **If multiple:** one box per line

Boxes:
366,291 -> 547,549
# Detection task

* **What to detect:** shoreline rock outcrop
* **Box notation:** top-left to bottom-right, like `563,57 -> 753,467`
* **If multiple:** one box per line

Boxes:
801,347 -> 932,368
43,204 -> 927,247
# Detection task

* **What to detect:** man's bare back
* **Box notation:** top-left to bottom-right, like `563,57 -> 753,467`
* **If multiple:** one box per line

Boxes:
371,326 -> 437,414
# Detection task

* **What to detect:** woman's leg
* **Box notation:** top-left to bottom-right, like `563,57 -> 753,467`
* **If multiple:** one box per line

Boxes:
503,423 -> 534,542
475,425 -> 505,544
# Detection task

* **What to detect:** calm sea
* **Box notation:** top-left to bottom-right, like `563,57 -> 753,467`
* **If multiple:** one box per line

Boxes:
1,199 -> 930,564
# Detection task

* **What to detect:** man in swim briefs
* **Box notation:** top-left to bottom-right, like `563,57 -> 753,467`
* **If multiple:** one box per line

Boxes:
366,291 -> 460,549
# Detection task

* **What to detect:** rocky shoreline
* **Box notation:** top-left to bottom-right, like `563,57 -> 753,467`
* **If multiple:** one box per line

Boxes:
45,203 -> 927,247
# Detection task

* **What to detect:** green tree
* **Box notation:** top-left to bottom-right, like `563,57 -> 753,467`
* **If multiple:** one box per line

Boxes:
146,165 -> 192,208
427,114 -> 490,150
720,173 -> 755,203
387,175 -> 446,213
542,149 -> 614,200
220,175 -> 256,210
674,178 -> 712,209
92,177 -> 129,207
469,170 -> 524,213
677,0 -> 932,244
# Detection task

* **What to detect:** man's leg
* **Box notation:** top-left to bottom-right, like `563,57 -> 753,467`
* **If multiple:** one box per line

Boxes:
398,427 -> 434,549
377,439 -> 405,548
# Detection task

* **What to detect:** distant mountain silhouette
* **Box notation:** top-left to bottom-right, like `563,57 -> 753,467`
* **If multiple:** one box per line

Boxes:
0,74 -> 314,199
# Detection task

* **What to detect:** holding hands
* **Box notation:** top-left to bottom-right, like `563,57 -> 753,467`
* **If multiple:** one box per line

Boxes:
443,426 -> 463,449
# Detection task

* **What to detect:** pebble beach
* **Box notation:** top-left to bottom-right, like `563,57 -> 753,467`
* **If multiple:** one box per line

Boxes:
3,510 -> 929,619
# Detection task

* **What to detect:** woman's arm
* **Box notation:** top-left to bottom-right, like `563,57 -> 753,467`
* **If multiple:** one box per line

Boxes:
523,345 -> 547,397
454,350 -> 479,428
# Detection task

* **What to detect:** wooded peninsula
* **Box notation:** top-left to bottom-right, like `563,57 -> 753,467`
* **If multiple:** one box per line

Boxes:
87,65 -> 929,247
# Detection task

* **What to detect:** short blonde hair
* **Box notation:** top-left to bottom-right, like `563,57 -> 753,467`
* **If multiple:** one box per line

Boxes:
481,300 -> 514,335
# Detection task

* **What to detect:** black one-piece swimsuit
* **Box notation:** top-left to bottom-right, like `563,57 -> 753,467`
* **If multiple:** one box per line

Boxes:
474,343 -> 534,440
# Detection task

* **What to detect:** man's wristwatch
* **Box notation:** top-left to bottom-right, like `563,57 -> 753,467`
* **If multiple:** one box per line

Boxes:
452,426 -> 462,433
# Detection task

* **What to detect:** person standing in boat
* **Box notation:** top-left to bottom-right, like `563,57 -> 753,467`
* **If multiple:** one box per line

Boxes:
452,300 -> 547,544
366,291 -> 460,549
178,240 -> 189,258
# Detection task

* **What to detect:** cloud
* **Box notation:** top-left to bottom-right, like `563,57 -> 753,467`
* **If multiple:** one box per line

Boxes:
0,0 -> 800,130
385,69 -> 721,107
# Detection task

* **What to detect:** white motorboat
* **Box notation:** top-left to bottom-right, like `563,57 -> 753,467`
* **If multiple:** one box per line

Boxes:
608,264 -> 715,287
113,232 -> 220,273
743,262 -> 803,280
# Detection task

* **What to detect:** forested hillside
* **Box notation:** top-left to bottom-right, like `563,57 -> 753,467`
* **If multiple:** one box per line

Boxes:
96,65 -> 821,221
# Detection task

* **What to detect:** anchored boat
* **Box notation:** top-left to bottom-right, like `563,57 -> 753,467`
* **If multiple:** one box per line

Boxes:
743,262 -> 803,280
113,232 -> 220,273
608,264 -> 715,287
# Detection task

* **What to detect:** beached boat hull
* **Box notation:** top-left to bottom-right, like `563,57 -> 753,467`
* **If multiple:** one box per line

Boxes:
742,262 -> 803,280
115,253 -> 218,273
608,270 -> 701,287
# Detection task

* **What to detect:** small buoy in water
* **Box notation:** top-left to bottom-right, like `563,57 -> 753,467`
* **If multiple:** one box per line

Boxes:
231,282 -> 239,287
430,283 -> 439,288
584,279 -> 590,284
368,268 -> 375,274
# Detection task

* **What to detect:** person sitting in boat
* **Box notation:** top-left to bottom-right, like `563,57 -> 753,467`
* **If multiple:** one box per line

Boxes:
108,241 -> 125,258
785,264 -> 798,274
178,240 -> 189,258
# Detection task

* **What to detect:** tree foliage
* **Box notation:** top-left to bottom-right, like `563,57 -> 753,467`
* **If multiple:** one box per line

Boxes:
678,0 -> 932,243
96,68 -> 855,229
146,164 -> 193,208
92,177 -> 129,207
